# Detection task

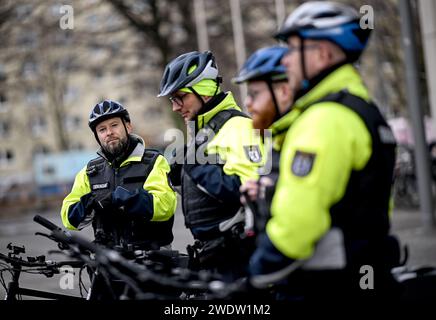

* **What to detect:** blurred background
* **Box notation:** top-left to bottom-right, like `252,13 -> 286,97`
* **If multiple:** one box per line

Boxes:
1,0 -> 436,287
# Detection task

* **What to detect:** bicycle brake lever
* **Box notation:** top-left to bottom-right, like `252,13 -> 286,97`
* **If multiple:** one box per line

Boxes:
35,232 -> 70,250
35,232 -> 51,239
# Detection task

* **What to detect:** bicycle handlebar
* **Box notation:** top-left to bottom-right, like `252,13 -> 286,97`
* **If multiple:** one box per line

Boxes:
33,215 -> 62,232
0,251 -> 85,270
29,214 -> 240,299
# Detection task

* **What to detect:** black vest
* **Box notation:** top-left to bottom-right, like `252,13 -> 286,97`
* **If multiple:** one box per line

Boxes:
254,149 -> 281,234
317,91 -> 398,269
182,109 -> 250,230
86,149 -> 174,249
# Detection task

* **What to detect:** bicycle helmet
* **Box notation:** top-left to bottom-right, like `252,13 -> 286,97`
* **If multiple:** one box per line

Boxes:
88,99 -> 130,131
157,51 -> 219,97
275,1 -> 371,61
232,46 -> 288,84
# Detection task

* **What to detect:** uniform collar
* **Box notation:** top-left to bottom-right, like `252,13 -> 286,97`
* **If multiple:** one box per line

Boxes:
293,63 -> 370,111
196,91 -> 243,130
269,64 -> 369,148
97,134 -> 146,167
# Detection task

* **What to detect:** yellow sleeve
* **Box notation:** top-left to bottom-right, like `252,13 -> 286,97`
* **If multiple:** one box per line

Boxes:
144,154 -> 177,222
267,103 -> 372,259
60,166 -> 91,230
207,116 -> 264,183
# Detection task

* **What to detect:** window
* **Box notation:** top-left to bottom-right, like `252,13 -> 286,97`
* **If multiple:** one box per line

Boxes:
42,164 -> 55,176
0,149 -> 14,167
92,68 -> 104,81
0,121 -> 11,138
69,142 -> 83,151
65,115 -> 81,131
17,32 -> 37,49
26,88 -> 44,106
63,86 -> 79,103
15,4 -> 33,19
33,145 -> 50,157
55,58 -> 73,73
30,116 -> 47,136
22,60 -> 39,79
86,14 -> 99,31
50,4 -> 62,17
107,16 -> 123,31
0,64 -> 6,82
0,93 -> 8,112
114,65 -> 126,83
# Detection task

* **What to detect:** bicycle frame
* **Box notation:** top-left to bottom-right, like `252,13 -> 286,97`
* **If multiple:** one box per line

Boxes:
3,261 -> 85,301
0,250 -> 87,301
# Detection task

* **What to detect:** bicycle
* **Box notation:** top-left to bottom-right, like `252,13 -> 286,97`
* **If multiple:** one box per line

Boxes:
0,242 -> 87,300
31,214 -> 225,300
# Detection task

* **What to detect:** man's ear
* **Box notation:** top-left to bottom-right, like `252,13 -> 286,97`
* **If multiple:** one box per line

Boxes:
275,82 -> 293,114
322,41 -> 347,65
318,41 -> 332,63
276,82 -> 290,101
126,121 -> 133,133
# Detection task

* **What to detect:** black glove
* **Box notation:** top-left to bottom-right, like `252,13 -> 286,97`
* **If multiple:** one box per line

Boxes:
94,192 -> 113,212
169,162 -> 183,186
84,194 -> 99,213
168,145 -> 186,186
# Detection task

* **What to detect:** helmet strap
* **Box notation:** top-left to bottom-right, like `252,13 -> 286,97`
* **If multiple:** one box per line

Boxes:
266,80 -> 281,123
121,117 -> 129,138
188,80 -> 223,126
187,87 -> 205,108
93,130 -> 102,147
299,37 -> 310,91
215,76 -> 223,88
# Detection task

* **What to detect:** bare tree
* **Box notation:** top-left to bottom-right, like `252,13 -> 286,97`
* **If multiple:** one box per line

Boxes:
107,0 -> 197,68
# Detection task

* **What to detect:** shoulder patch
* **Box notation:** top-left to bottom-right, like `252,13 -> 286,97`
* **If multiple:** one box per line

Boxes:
291,151 -> 316,177
244,145 -> 262,163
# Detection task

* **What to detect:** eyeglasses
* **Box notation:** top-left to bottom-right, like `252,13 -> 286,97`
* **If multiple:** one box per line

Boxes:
247,88 -> 268,100
285,44 -> 319,55
169,93 -> 188,107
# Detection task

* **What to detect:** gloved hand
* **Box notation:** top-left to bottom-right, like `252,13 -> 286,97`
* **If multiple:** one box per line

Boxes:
94,192 -> 113,211
169,162 -> 183,186
112,186 -> 134,207
168,145 -> 186,186
84,194 -> 99,213
111,186 -> 153,219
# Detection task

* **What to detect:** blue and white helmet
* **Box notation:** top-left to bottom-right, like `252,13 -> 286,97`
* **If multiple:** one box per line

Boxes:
232,46 -> 288,84
275,1 -> 371,61
88,100 -> 130,130
157,51 -> 219,97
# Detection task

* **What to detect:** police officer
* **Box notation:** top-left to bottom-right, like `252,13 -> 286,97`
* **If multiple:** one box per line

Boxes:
233,46 -> 293,234
158,51 -> 263,280
246,2 -> 400,300
61,100 -> 176,251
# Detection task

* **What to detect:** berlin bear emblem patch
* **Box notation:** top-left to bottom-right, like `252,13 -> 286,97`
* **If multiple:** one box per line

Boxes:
243,145 -> 262,163
291,151 -> 316,177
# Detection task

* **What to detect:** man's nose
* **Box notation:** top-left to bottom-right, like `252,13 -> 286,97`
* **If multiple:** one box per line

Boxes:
172,103 -> 181,112
106,127 -> 114,136
245,96 -> 253,112
281,53 -> 292,68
